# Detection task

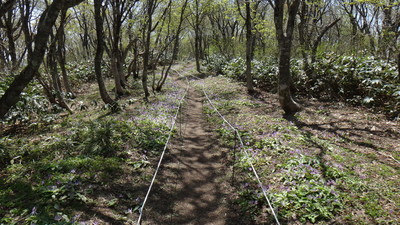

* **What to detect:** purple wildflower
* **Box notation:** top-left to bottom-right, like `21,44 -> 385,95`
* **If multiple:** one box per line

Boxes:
31,207 -> 37,215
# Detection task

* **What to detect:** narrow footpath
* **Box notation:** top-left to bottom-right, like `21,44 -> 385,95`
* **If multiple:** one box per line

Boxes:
141,76 -> 242,224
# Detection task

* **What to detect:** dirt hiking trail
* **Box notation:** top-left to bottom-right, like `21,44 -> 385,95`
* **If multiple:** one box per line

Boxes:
140,70 -> 244,224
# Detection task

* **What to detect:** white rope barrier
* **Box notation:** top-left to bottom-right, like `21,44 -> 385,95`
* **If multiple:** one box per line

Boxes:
198,76 -> 281,225
136,76 -> 189,225
137,67 -> 280,224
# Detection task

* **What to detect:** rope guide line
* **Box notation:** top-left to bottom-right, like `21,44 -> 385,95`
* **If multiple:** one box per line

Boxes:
197,76 -> 281,225
136,75 -> 190,225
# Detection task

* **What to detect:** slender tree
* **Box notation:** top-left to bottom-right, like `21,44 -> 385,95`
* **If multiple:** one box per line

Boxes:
142,0 -> 160,101
156,0 -> 189,91
94,0 -> 118,109
57,8 -> 75,97
237,0 -> 260,93
188,0 -> 209,72
298,0 -> 340,78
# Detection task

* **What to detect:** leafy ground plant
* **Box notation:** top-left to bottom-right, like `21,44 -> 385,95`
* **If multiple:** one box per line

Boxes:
0,67 -> 186,224
203,54 -> 400,120
197,74 -> 399,224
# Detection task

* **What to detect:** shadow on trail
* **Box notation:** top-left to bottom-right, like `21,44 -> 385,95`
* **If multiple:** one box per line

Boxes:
140,89 -> 251,225
284,112 -> 400,170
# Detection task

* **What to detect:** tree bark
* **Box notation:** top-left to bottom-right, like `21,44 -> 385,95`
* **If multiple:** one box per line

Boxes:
244,1 -> 254,93
110,0 -> 127,97
94,0 -> 118,109
142,0 -> 156,101
0,0 -> 84,119
5,9 -> 17,70
193,0 -> 201,73
278,39 -> 301,114
156,0 -> 188,92
48,32 -> 72,113
0,0 -> 15,18
19,0 -> 33,59
57,8 -> 75,97
270,0 -> 302,115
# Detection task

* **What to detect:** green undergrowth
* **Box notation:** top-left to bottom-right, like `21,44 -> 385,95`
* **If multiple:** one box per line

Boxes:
196,75 -> 399,224
0,66 -> 185,224
0,117 -> 169,224
203,54 -> 400,120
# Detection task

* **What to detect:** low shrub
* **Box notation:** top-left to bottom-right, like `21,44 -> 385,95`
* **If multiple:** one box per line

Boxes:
203,54 -> 399,119
0,77 -> 51,124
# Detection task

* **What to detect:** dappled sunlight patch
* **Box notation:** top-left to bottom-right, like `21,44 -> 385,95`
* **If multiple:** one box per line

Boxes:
0,70 -> 187,224
199,70 -> 400,224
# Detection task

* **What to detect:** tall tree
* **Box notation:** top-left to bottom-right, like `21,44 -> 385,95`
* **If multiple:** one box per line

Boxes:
208,1 -> 241,57
57,8 -> 75,97
156,0 -> 189,91
94,0 -> 118,109
108,0 -> 128,97
298,0 -> 340,78
379,0 -> 400,59
268,0 -> 302,115
0,1 -> 21,71
236,0 -> 259,93
46,27 -> 72,113
141,0 -> 161,101
73,4 -> 94,59
0,0 -> 84,119
188,0 -> 209,72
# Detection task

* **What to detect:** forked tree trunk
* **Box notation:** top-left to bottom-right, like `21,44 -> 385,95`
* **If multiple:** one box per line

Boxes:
270,0 -> 302,115
48,37 -> 72,113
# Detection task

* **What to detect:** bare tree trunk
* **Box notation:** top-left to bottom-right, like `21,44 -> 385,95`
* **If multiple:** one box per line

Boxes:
244,1 -> 254,93
94,0 -> 118,110
156,0 -> 188,92
129,38 -> 140,80
4,8 -> 17,71
19,0 -> 33,58
278,40 -> 301,114
0,0 -> 84,119
110,0 -> 127,97
142,0 -> 157,101
269,0 -> 302,115
194,26 -> 201,73
57,8 -> 75,97
48,34 -> 72,113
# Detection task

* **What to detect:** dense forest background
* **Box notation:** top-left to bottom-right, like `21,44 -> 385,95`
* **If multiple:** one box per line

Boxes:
0,0 -> 399,120
0,0 -> 399,224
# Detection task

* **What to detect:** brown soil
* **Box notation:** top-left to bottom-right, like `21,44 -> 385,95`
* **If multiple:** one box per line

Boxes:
140,76 -> 241,224
251,90 -> 400,169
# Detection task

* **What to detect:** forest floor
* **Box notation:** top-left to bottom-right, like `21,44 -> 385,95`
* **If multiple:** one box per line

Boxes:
136,62 -> 399,224
0,61 -> 399,224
